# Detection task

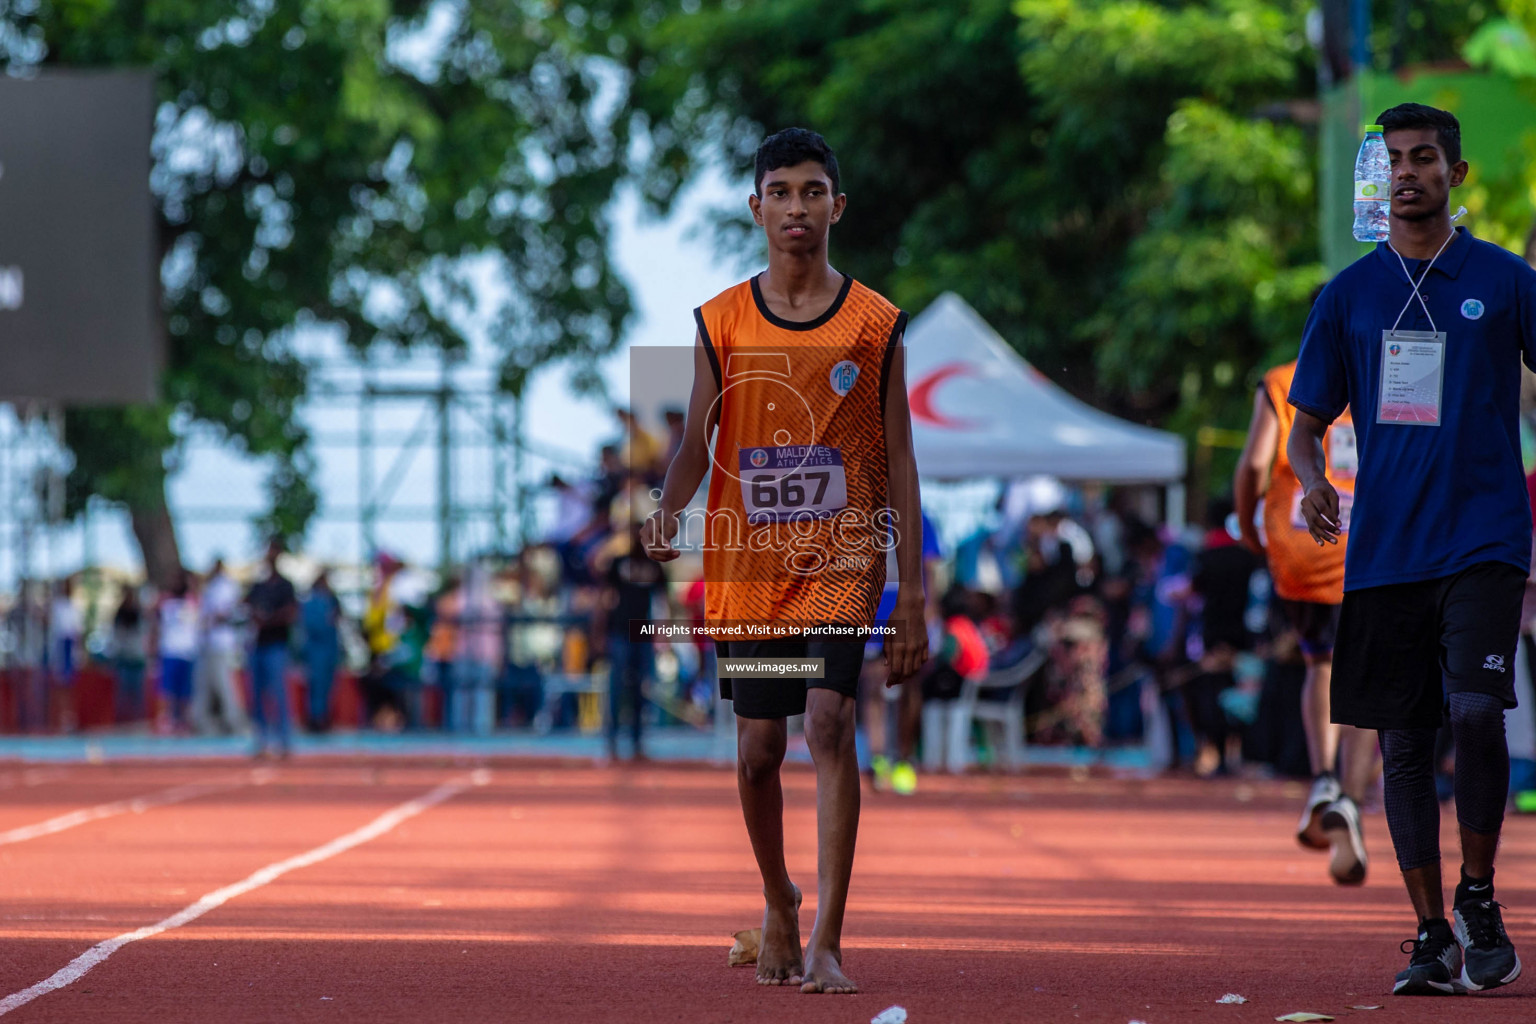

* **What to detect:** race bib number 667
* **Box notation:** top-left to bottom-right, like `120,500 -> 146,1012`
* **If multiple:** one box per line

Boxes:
738,445 -> 849,523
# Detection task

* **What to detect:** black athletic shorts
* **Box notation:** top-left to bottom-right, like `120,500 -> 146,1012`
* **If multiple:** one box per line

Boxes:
1278,599 -> 1342,659
1331,561 -> 1525,730
716,630 -> 865,720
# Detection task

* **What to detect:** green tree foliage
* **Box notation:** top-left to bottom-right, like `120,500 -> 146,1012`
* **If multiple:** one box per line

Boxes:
1,0 -> 637,582
631,0 -> 1064,375
1374,0 -> 1503,71
625,0 -> 1325,438
1015,0 -> 1319,437
1463,7 -> 1536,261
625,0 -> 1500,456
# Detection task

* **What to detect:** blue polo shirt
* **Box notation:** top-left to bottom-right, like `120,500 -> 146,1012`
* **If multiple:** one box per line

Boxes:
1289,226 -> 1536,590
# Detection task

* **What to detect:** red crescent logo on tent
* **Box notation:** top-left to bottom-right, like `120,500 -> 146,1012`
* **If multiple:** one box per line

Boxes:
909,362 -> 983,429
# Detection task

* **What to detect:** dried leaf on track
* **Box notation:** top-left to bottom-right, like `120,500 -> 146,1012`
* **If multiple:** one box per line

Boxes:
1275,1015 -> 1334,1023
1348,1007 -> 1382,1011
871,1006 -> 908,1024
727,927 -> 761,966
1216,993 -> 1248,1004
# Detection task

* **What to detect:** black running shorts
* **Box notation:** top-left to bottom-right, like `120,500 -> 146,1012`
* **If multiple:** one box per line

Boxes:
716,630 -> 865,720
1331,561 -> 1525,730
1278,599 -> 1342,659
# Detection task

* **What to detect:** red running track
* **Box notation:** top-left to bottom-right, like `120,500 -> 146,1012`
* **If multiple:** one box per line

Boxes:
0,759 -> 1533,1022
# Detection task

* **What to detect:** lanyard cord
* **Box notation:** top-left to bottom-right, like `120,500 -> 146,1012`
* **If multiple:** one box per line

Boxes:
1387,228 -> 1456,333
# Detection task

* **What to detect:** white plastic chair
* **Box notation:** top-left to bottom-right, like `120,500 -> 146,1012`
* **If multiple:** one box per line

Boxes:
920,698 -> 971,774
939,646 -> 1048,772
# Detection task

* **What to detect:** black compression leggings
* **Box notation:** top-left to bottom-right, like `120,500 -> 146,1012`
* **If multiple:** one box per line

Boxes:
1380,692 -> 1510,872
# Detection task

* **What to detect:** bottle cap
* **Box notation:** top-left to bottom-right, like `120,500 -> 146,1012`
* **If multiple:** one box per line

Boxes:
1364,124 -> 1384,133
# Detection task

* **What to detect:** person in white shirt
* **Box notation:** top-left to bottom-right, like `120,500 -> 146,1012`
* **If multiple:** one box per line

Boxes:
49,578 -> 81,685
193,558 -> 250,735
155,571 -> 201,734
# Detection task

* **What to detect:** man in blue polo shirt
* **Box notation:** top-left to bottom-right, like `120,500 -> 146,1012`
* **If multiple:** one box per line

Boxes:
1289,103 -> 1535,997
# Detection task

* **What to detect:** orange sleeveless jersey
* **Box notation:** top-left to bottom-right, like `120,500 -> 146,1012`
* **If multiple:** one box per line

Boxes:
1262,361 -> 1354,604
694,274 -> 906,632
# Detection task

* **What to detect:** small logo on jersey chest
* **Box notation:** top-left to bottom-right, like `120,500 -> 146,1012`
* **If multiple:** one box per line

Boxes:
829,360 -> 859,396
749,449 -> 769,468
1484,654 -> 1506,672
1462,298 -> 1485,320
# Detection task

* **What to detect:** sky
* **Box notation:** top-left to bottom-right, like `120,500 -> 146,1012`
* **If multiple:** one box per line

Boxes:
0,172 -> 750,585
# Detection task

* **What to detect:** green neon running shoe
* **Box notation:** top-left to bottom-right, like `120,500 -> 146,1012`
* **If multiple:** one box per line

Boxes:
872,755 -> 892,792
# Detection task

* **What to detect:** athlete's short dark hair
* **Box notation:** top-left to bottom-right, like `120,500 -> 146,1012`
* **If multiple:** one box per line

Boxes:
1377,103 -> 1462,165
754,128 -> 840,196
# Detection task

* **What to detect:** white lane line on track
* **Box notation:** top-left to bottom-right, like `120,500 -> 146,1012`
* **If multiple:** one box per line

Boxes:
0,768 -> 71,791
0,769 -> 271,847
0,772 -> 485,1017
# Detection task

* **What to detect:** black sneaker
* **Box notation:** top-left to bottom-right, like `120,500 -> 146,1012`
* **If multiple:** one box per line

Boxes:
1454,897 -> 1522,991
1394,919 -> 1463,996
1320,795 -> 1367,886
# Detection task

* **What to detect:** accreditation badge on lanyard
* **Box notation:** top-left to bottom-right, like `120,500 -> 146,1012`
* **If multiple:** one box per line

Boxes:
1377,232 -> 1454,427
1377,329 -> 1446,426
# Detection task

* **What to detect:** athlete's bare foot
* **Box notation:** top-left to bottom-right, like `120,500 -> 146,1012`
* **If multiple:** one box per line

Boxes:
800,944 -> 856,994
756,884 -> 803,986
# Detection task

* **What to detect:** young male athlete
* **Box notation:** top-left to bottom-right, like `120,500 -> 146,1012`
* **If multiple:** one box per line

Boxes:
1290,103 -> 1534,996
643,127 -> 928,995
1235,359 -> 1378,884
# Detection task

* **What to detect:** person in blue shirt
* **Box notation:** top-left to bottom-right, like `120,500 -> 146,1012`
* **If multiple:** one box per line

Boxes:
1289,103 -> 1534,997
300,568 -> 343,733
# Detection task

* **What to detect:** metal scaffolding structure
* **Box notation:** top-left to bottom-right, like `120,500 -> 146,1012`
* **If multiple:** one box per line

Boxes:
270,347 -> 589,570
0,403 -> 68,589
313,352 -> 523,570
1,347 -> 601,591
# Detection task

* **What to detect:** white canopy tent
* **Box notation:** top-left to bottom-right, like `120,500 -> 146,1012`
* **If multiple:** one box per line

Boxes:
903,293 -> 1186,484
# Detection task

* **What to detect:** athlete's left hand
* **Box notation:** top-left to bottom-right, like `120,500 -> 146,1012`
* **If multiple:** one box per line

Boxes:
1298,480 -> 1342,546
641,510 -> 680,562
885,587 -> 930,686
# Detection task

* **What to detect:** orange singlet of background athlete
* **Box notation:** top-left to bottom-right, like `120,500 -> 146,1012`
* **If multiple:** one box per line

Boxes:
1264,360 -> 1355,603
694,273 -> 906,631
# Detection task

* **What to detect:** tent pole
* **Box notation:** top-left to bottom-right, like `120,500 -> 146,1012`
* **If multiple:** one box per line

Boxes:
1166,482 -> 1186,531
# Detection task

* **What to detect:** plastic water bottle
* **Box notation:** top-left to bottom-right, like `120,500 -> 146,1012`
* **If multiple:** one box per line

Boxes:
1353,124 -> 1390,242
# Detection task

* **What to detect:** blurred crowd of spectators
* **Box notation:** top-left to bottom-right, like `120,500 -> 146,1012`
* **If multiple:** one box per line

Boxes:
861,480 -> 1320,790
0,405 -> 1376,783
